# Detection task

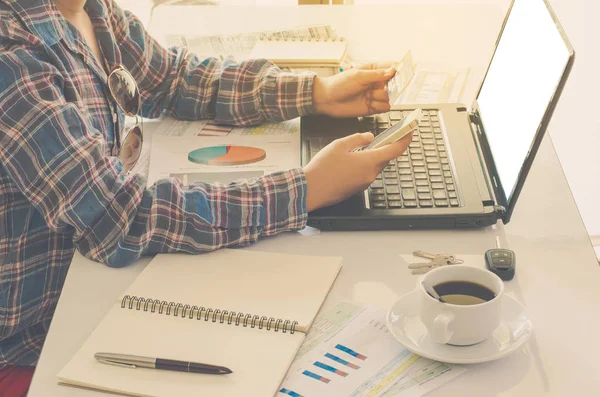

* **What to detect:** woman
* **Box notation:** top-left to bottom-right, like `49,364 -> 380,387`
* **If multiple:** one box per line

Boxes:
0,0 -> 411,394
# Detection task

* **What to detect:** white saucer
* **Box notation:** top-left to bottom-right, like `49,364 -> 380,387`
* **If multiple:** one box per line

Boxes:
386,290 -> 532,364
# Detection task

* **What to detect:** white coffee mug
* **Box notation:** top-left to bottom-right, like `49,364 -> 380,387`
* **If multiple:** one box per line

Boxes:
419,265 -> 504,346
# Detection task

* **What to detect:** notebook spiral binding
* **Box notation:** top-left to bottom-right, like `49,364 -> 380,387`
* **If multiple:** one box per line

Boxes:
120,295 -> 298,334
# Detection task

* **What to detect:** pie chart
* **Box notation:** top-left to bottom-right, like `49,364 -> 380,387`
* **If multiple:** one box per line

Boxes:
188,145 -> 266,166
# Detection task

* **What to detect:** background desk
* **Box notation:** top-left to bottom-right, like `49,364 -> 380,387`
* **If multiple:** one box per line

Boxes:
28,4 -> 600,397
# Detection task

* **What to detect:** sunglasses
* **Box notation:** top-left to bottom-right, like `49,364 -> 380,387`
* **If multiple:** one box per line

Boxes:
107,65 -> 143,174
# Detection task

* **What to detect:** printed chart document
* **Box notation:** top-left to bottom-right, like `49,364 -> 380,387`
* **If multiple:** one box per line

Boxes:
278,303 -> 466,397
130,117 -> 299,180
146,125 -> 300,186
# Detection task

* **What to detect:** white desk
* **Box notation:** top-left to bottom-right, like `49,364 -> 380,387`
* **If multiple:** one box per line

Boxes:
28,4 -> 600,397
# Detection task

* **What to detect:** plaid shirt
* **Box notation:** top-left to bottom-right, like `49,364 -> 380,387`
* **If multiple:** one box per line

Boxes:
0,0 -> 315,367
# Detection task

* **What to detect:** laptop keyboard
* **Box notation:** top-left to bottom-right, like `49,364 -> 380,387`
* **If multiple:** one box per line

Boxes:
307,109 -> 460,209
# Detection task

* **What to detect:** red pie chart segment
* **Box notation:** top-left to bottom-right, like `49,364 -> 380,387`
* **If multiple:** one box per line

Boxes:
188,145 -> 266,166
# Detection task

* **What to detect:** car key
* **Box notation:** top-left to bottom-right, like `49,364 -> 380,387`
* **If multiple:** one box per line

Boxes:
485,236 -> 516,281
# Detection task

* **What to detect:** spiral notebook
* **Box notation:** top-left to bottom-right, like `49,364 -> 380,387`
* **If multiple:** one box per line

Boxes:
248,35 -> 347,67
57,249 -> 343,397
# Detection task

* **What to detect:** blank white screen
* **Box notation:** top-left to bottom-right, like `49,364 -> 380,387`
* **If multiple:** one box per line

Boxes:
477,0 -> 570,199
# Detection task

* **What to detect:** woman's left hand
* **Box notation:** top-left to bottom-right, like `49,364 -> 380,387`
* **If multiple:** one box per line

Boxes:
312,63 -> 396,118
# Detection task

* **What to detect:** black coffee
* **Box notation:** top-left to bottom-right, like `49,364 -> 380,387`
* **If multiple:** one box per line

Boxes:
433,281 -> 496,305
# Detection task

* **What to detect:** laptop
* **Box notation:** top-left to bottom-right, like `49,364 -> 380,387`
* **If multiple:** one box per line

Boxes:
301,0 -> 575,230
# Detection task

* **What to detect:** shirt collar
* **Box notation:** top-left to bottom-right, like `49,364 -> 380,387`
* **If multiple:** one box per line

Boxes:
3,0 -> 107,47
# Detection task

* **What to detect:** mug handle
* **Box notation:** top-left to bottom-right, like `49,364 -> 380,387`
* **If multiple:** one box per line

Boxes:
431,311 -> 455,344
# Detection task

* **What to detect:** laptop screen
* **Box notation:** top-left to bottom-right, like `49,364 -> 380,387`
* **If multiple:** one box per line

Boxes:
476,0 -> 571,203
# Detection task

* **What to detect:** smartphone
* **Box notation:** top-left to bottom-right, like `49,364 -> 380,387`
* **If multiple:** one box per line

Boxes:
364,108 -> 422,150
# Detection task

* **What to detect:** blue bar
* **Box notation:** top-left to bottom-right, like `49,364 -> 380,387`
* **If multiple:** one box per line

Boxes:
279,388 -> 303,397
314,361 -> 348,377
325,353 -> 360,369
302,370 -> 330,383
335,344 -> 367,360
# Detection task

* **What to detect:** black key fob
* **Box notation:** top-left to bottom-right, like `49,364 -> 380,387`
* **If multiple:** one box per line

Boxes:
485,249 -> 516,281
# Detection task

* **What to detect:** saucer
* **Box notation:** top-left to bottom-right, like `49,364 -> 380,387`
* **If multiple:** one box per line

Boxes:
386,290 -> 532,364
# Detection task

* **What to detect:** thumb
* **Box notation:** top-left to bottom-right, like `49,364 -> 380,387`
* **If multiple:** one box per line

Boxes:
369,132 -> 413,163
357,67 -> 396,85
338,132 -> 374,151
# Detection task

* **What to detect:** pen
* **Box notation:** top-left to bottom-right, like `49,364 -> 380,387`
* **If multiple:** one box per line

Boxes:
94,352 -> 232,375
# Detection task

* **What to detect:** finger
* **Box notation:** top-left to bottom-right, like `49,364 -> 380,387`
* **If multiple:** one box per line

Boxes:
354,61 -> 397,71
336,132 -> 374,151
369,132 -> 413,163
366,100 -> 392,115
356,67 -> 396,85
369,89 -> 390,103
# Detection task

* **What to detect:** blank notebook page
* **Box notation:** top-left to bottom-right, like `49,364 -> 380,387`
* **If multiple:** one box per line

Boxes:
57,250 -> 342,397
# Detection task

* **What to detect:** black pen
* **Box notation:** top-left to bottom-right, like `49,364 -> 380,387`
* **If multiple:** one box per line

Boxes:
94,352 -> 232,375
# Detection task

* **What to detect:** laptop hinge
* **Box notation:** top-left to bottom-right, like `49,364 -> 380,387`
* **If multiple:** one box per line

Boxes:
494,205 -> 506,219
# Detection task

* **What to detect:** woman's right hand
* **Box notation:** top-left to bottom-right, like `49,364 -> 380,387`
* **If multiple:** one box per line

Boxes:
304,132 -> 412,212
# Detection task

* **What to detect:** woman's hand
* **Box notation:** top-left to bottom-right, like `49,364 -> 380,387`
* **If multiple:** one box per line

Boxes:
304,132 -> 412,212
312,63 -> 396,118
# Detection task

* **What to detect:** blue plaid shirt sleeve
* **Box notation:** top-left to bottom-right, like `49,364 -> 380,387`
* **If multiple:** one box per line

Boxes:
107,0 -> 317,125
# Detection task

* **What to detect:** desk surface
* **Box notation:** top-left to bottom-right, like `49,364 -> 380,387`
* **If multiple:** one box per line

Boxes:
29,4 -> 600,397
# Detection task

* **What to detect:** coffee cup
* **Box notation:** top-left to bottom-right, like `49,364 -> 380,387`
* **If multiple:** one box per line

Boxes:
419,265 -> 504,346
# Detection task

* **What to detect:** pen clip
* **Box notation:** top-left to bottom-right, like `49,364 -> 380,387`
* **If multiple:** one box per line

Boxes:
96,357 -> 137,369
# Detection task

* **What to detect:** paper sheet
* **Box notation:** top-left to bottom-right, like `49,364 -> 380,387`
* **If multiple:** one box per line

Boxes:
279,303 -> 466,397
146,125 -> 300,185
394,64 -> 473,105
130,117 -> 299,180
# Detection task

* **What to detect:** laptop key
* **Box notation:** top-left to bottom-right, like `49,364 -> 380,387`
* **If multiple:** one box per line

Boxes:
430,176 -> 443,183
398,162 -> 411,169
400,182 -> 414,189
444,171 -> 452,177
389,111 -> 404,120
441,158 -> 449,164
411,154 -> 424,160
445,178 -> 454,184
404,200 -> 418,208
442,165 -> 451,171
410,148 -> 423,154
432,183 -> 445,189
447,184 -> 456,191
429,170 -> 442,176
412,160 -> 425,167
387,194 -> 401,201
373,202 -> 387,209
400,175 -> 413,182
439,152 -> 448,158
419,200 -> 433,207
386,186 -> 400,194
418,193 -> 432,200
414,173 -> 428,180
416,180 -> 429,186
449,191 -> 457,198
422,138 -> 435,145
388,201 -> 403,208
425,151 -> 437,157
428,163 -> 441,169
384,172 -> 397,179
413,167 -> 426,173
371,194 -> 386,202
385,179 -> 399,185
433,190 -> 447,200
423,144 -> 436,151
399,169 -> 412,175
425,157 -> 439,164
384,166 -> 395,172
402,189 -> 416,200
409,142 -> 421,148
435,200 -> 449,207
370,180 -> 384,188
417,186 -> 430,193
450,199 -> 460,207
370,188 -> 385,195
